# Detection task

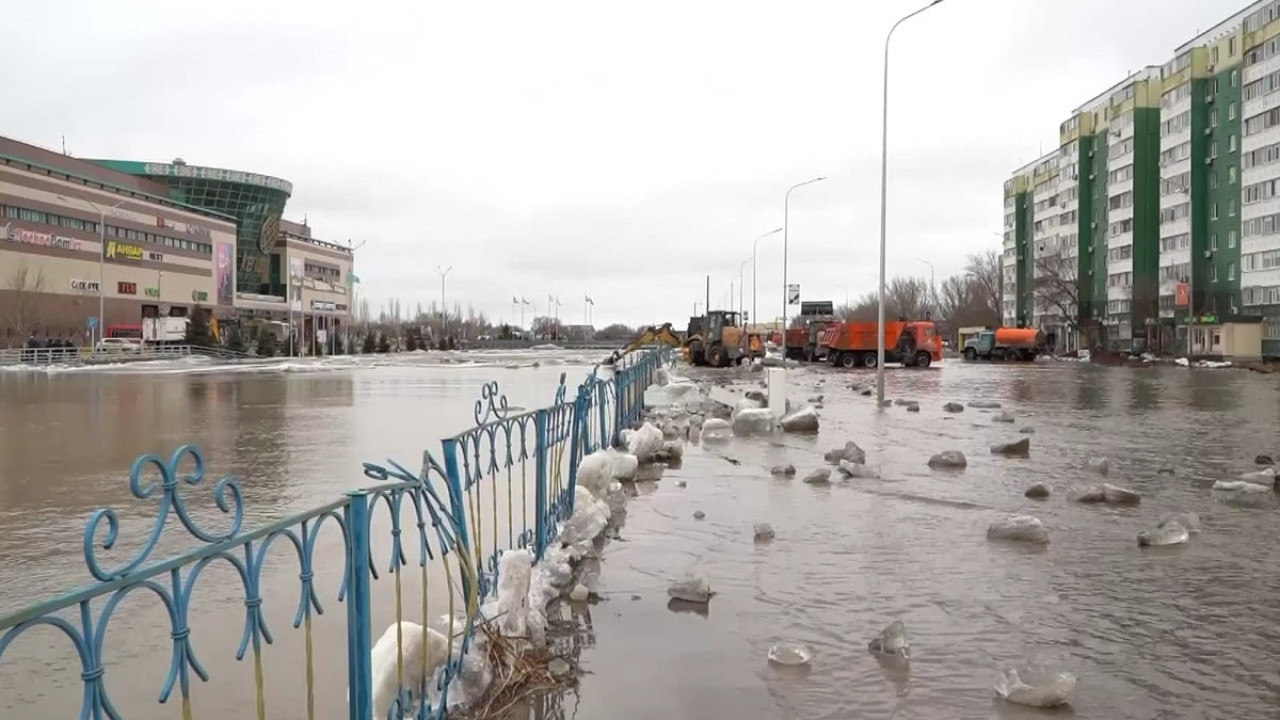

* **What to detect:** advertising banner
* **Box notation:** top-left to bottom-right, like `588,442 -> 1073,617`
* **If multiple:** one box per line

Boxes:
216,243 -> 234,305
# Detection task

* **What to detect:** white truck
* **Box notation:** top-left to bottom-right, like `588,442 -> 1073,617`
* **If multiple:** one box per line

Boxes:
142,317 -> 189,344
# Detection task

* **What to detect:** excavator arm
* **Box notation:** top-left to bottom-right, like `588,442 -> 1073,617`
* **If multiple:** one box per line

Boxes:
607,323 -> 682,364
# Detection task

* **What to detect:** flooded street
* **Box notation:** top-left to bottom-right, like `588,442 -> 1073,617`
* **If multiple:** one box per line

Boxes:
4,355 -> 1280,719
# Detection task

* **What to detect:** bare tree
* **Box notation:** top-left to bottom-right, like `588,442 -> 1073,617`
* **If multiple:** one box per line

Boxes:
884,277 -> 930,320
1033,253 -> 1102,351
3,264 -> 46,346
964,250 -> 1002,326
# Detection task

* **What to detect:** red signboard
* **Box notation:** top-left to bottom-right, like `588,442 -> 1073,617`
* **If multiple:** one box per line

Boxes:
118,281 -> 137,295
1175,282 -> 1189,307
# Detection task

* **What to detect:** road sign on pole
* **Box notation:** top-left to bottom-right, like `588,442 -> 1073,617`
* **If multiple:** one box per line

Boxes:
87,316 -> 98,330
787,284 -> 800,306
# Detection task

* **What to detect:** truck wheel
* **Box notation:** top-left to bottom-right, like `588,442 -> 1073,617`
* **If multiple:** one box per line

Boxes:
964,348 -> 977,361
710,345 -> 726,368
839,352 -> 857,369
861,352 -> 878,369
914,351 -> 932,369
803,346 -> 814,363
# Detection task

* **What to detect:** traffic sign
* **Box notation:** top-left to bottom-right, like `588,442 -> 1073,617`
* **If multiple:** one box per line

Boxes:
87,316 -> 98,330
787,284 -> 800,306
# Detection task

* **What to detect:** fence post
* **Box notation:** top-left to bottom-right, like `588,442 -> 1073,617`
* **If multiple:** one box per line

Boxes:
344,491 -> 373,720
567,393 -> 584,516
534,409 -> 549,559
440,437 -> 473,605
597,380 -> 609,451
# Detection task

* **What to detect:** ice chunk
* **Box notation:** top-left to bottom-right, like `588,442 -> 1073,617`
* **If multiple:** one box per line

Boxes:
867,620 -> 909,659
779,406 -> 820,433
824,441 -> 866,465
1240,467 -> 1277,483
753,522 -> 775,541
702,418 -> 732,442
559,486 -> 610,553
732,408 -> 778,436
610,450 -> 639,481
1087,457 -> 1110,475
802,468 -> 832,484
575,450 -> 613,498
994,667 -> 1078,708
368,622 -> 450,720
986,515 -> 1050,544
1158,511 -> 1201,533
496,549 -> 533,638
927,451 -> 967,469
1138,522 -> 1189,547
838,459 -> 880,478
667,574 -> 712,603
623,422 -> 665,462
568,584 -> 589,602
767,641 -> 813,666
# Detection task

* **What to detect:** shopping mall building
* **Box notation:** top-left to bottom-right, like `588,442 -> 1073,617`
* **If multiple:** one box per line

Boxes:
0,135 -> 354,349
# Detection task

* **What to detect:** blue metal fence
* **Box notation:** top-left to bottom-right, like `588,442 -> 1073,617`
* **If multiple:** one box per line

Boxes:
0,347 -> 670,720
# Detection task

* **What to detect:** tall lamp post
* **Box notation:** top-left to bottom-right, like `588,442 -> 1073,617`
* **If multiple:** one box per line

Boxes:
752,227 -> 782,327
877,0 -> 946,403
58,194 -> 126,348
435,265 -> 452,342
738,258 -> 751,322
782,177 -> 826,334
914,257 -> 936,318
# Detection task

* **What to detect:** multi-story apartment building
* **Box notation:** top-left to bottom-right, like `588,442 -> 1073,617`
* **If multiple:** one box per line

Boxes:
1002,1 -> 1273,360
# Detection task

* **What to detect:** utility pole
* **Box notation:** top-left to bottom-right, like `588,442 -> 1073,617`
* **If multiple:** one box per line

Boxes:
435,265 -> 452,340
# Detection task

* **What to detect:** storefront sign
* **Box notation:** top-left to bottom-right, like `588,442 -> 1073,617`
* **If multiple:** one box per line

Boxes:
107,207 -> 143,223
141,162 -> 293,194
1175,282 -> 1189,307
145,287 -> 160,298
105,241 -> 144,261
147,251 -> 165,262
191,290 -> 209,302
155,216 -> 212,240
311,300 -> 336,312
70,279 -> 100,292
336,304 -> 349,312
117,282 -> 137,295
3,222 -> 82,251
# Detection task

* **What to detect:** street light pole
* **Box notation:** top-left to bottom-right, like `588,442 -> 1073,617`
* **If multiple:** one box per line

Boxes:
752,227 -> 782,328
738,258 -> 750,322
915,257 -> 936,318
877,0 -> 946,404
783,177 -> 826,334
435,265 -> 452,341
59,195 -> 126,347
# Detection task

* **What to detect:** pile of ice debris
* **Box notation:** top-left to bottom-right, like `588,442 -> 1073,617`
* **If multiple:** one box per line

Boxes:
641,363 -> 818,441
406,441 -> 649,716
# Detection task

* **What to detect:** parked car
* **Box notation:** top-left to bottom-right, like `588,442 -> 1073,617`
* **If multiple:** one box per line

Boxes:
96,337 -> 143,353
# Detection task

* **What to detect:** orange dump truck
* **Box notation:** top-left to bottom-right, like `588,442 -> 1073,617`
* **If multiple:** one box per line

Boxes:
818,320 -> 943,369
962,327 -> 1045,361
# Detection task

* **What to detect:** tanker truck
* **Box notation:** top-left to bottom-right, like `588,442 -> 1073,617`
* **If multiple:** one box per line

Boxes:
962,327 -> 1046,361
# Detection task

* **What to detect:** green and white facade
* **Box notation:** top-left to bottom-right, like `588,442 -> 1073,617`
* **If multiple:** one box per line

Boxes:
1002,0 -> 1280,359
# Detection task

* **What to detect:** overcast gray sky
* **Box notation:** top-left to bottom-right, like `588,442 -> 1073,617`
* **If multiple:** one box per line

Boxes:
2,0 -> 1230,328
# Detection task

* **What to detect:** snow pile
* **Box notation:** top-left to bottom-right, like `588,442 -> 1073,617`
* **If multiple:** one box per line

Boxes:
575,450 -> 613,497
732,408 -> 777,436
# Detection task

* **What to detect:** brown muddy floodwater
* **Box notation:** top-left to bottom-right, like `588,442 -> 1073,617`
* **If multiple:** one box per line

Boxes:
3,354 -> 1280,720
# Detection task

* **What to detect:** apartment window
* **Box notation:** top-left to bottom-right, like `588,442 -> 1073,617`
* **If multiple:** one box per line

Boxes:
1245,179 -> 1278,203
1229,262 -> 1237,281
1161,233 -> 1191,251
1230,102 -> 1238,121
1108,164 -> 1134,184
1212,171 -> 1220,190
1230,134 -> 1237,153
1212,203 -> 1220,221
1211,140 -> 1219,159
1230,230 -> 1238,248
1108,191 -> 1134,210
1211,233 -> 1219,251
1210,265 -> 1219,282
1230,165 -> 1238,184
1231,199 -> 1237,216
1233,68 -> 1241,87
1160,203 -> 1190,224
1244,213 -> 1280,237
1212,109 -> 1219,128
